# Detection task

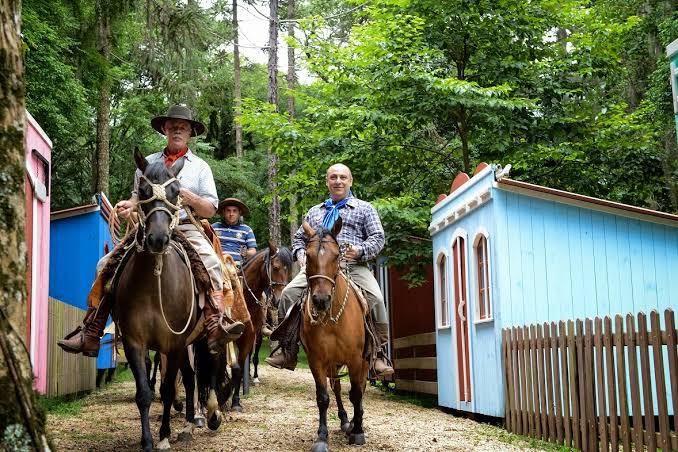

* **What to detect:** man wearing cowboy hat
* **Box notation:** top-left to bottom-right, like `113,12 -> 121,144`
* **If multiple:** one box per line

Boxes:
58,104 -> 245,356
212,198 -> 257,264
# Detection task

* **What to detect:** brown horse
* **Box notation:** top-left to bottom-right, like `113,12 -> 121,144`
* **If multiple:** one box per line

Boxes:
300,218 -> 369,452
230,243 -> 292,411
113,150 -> 226,451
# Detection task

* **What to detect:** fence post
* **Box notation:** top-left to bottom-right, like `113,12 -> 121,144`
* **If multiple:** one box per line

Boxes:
650,311 -> 671,451
626,313 -> 644,450
594,317 -> 608,451
604,316 -> 618,451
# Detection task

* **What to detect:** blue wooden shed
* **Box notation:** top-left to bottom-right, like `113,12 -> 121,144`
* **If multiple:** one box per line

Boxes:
50,193 -> 119,370
429,163 -> 678,417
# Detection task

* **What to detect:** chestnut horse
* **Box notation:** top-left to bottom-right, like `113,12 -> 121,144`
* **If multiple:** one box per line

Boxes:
230,243 -> 292,411
300,218 -> 369,452
114,150 -> 226,451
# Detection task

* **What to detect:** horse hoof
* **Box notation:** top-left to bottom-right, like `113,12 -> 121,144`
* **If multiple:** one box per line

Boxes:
310,440 -> 329,452
156,437 -> 171,450
252,377 -> 260,385
173,400 -> 183,413
207,410 -> 222,431
194,416 -> 205,428
349,433 -> 365,445
231,404 -> 243,413
340,422 -> 351,433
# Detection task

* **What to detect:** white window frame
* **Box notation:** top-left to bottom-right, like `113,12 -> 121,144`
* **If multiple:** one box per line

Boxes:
473,228 -> 494,323
436,251 -> 450,329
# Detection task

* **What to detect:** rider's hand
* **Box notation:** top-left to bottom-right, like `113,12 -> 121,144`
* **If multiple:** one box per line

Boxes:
343,245 -> 362,262
297,252 -> 306,267
179,188 -> 197,208
116,200 -> 136,219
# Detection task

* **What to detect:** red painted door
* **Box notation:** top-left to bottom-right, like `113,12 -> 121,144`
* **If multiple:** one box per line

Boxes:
452,236 -> 471,402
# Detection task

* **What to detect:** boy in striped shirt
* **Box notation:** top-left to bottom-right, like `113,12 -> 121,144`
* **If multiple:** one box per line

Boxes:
212,198 -> 257,264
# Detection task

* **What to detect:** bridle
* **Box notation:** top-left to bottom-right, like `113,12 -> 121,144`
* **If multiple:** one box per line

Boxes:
305,234 -> 352,325
134,174 -> 182,253
241,249 -> 288,307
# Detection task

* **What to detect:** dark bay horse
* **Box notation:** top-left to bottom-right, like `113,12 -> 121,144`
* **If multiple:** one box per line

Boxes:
114,149 -> 225,451
300,219 -> 369,452
230,243 -> 292,411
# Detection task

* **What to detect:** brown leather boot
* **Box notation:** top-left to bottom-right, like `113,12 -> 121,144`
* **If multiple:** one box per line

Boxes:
373,323 -> 394,377
204,290 -> 245,354
265,339 -> 299,371
58,297 -> 112,357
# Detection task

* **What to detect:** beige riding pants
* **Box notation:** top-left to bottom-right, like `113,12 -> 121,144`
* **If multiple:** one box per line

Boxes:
96,223 -> 224,292
278,264 -> 388,324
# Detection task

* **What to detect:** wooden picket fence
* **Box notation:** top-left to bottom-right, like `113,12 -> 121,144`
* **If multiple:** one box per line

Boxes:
502,309 -> 677,451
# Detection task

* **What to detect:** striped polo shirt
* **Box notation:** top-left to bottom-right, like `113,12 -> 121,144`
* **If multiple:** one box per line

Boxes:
211,221 -> 257,263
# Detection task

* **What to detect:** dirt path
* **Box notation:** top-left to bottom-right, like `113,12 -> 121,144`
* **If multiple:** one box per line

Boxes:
47,365 -> 546,451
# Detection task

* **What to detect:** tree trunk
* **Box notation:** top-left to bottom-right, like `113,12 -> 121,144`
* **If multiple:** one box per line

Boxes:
0,1 -> 50,448
232,0 -> 243,158
287,0 -> 298,243
94,0 -> 111,196
267,0 -> 281,245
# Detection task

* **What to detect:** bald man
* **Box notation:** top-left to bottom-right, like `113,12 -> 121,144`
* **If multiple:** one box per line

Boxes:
266,163 -> 393,377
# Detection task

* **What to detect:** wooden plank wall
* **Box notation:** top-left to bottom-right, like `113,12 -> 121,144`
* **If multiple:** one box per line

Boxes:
394,332 -> 437,395
46,297 -> 96,396
502,308 -> 677,451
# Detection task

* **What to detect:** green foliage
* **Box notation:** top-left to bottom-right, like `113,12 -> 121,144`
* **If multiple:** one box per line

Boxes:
38,394 -> 83,416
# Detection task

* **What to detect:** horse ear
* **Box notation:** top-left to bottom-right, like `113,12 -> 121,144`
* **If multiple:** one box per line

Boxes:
169,155 -> 185,177
134,147 -> 148,172
330,217 -> 343,238
302,221 -> 314,237
268,240 -> 278,255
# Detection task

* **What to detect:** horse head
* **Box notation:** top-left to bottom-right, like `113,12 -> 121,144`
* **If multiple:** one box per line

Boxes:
134,147 -> 184,254
264,240 -> 293,306
303,217 -> 343,313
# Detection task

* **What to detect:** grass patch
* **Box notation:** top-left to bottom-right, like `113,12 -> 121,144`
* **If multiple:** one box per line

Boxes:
112,364 -> 134,382
382,389 -> 438,409
472,424 -> 575,451
39,394 -> 83,416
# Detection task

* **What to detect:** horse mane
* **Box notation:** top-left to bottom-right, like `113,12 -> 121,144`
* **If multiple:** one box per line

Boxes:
245,246 -> 294,272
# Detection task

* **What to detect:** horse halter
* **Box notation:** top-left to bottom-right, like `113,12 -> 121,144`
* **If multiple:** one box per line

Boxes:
135,174 -> 183,246
305,236 -> 349,287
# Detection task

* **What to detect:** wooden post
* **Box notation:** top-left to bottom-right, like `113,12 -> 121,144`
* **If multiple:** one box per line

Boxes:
626,313 -> 644,450
569,320 -> 581,449
560,320 -> 572,447
604,316 -> 619,451
594,317 -> 608,451
637,312 -> 656,450
650,311 -> 671,451
615,314 -> 631,451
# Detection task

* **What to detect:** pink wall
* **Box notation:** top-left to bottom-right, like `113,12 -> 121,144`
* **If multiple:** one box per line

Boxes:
25,111 -> 51,394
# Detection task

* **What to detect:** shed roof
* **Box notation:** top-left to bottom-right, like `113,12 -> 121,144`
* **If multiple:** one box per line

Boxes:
434,163 -> 678,228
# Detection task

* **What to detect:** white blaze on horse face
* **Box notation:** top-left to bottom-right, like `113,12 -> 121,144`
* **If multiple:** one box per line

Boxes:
319,247 -> 325,257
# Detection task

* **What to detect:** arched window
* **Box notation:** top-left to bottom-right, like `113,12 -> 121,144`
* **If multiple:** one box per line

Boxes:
437,254 -> 448,327
475,234 -> 492,321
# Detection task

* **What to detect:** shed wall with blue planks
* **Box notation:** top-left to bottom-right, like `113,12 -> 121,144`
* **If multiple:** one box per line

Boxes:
431,165 -> 678,418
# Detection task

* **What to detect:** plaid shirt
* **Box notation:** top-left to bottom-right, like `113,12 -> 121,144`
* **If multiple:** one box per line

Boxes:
292,196 -> 385,262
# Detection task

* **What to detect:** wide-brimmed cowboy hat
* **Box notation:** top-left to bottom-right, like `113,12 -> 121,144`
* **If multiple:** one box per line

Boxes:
151,104 -> 206,137
218,198 -> 249,217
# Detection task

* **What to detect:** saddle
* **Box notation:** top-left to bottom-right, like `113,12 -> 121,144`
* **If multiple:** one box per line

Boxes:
87,226 -> 212,309
271,273 -> 378,362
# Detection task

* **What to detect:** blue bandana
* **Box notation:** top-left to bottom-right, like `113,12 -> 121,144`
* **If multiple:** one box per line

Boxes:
322,191 -> 352,230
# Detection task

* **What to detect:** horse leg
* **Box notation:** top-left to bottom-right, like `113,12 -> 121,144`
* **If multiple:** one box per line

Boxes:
252,332 -> 263,384
232,329 -> 254,412
149,352 -> 160,395
331,374 -> 350,433
177,355 -> 195,442
173,372 -> 184,413
347,360 -> 368,446
309,363 -> 330,452
158,353 -> 181,450
124,342 -> 154,452
206,352 -> 223,430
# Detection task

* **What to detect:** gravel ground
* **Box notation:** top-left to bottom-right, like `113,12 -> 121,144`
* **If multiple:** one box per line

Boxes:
47,364 -> 549,451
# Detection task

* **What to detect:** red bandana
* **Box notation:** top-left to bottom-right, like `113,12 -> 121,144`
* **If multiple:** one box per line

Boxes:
164,147 -> 188,168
